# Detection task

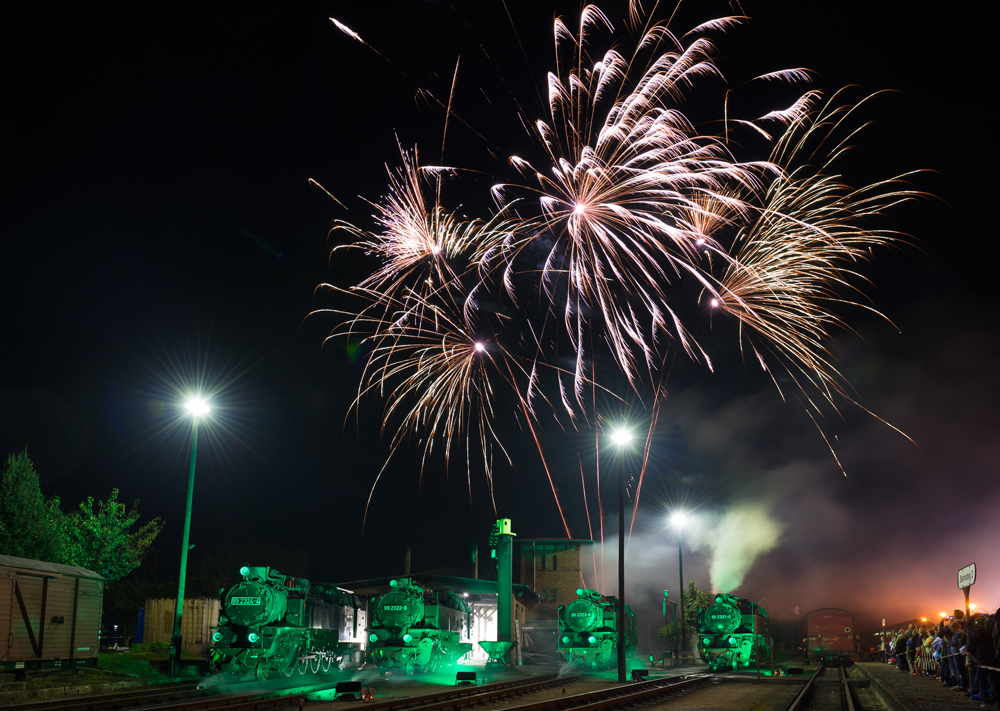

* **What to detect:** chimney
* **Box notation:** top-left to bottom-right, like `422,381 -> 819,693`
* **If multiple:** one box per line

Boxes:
403,544 -> 411,576
470,541 -> 479,579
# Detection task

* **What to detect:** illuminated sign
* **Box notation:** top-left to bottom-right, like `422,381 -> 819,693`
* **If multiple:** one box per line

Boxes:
230,597 -> 261,605
958,563 -> 976,589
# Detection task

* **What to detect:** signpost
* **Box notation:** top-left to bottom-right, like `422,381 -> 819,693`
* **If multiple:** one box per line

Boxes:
957,563 -> 976,691
958,562 -> 976,622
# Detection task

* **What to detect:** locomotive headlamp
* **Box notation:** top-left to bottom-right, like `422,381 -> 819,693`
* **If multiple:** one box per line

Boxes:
212,632 -> 223,642
576,588 -> 584,596
703,637 -> 711,645
248,632 -> 259,643
369,633 -> 379,643
240,566 -> 250,576
728,637 -> 736,645
562,636 -> 570,644
403,634 -> 412,643
390,579 -> 399,588
588,636 -> 597,644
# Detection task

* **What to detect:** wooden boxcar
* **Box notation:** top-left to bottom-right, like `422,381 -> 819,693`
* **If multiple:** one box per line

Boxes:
806,607 -> 857,664
0,554 -> 104,672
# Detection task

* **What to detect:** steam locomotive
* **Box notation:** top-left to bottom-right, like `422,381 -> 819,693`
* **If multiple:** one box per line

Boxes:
696,593 -> 771,671
209,565 -> 364,680
366,577 -> 472,675
557,588 -> 637,667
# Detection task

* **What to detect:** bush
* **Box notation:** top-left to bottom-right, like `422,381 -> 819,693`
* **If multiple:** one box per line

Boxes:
131,640 -> 169,654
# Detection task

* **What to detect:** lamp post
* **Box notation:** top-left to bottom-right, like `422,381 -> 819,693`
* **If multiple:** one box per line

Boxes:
611,427 -> 632,683
670,512 -> 687,659
169,397 -> 209,677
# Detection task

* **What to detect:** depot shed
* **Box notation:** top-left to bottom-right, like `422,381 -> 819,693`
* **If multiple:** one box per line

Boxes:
0,554 -> 104,671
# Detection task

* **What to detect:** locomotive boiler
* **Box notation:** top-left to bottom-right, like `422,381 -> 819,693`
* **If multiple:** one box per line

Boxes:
697,593 -> 771,671
366,578 -> 472,675
557,588 -> 637,667
209,565 -> 364,680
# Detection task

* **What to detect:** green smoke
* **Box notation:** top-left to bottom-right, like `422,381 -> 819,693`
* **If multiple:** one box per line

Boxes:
708,505 -> 782,593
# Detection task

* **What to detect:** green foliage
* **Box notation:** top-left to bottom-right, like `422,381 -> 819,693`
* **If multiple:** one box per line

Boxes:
0,449 -> 67,561
131,640 -> 169,653
657,622 -> 679,649
62,489 -> 164,583
683,580 -> 712,633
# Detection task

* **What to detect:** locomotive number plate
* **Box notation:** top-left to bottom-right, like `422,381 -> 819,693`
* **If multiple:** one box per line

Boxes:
383,605 -> 408,611
570,612 -> 590,617
231,597 -> 262,605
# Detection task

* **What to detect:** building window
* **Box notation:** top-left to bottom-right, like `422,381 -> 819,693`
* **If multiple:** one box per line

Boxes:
552,555 -> 557,570
540,555 -> 546,571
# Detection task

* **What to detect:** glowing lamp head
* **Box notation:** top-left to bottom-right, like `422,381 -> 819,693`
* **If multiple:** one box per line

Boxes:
671,511 -> 688,529
474,342 -> 485,352
562,636 -> 570,644
212,632 -> 223,642
588,636 -> 597,645
940,612 -> 947,618
703,637 -> 711,645
970,604 -> 976,611
248,632 -> 259,643
710,298 -> 719,308
185,398 -> 210,417
402,634 -> 412,643
240,566 -> 250,576
389,579 -> 398,588
610,428 -> 632,446
369,633 -> 379,643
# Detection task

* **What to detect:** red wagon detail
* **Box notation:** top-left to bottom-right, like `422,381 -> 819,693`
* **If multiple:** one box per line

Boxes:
805,608 -> 857,664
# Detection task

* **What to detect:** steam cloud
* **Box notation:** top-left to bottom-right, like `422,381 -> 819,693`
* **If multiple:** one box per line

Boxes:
707,505 -> 783,593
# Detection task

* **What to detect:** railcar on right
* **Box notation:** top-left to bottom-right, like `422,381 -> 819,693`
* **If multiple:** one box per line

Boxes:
805,607 -> 857,665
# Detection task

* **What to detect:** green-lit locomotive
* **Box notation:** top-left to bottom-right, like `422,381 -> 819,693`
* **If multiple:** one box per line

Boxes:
696,593 -> 771,671
209,566 -> 364,680
557,588 -> 637,667
366,578 -> 472,675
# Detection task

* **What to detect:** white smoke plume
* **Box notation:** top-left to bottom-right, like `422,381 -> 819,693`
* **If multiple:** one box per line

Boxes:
707,505 -> 783,593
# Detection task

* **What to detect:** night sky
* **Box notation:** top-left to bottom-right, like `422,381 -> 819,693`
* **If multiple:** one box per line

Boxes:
3,2 -> 994,631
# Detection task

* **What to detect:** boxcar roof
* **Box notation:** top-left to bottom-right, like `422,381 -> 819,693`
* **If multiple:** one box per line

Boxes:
0,554 -> 104,580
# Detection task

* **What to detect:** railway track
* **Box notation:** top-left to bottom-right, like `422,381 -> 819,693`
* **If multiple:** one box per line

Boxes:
786,665 -> 858,711
3,672 -> 575,711
435,673 -> 717,711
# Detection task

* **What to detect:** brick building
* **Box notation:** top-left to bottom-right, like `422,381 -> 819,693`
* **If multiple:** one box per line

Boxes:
517,538 -> 594,620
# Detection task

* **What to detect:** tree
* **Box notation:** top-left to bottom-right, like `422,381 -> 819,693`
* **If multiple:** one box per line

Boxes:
62,489 -> 163,583
682,581 -> 712,648
0,449 -> 67,561
657,622 -> 679,650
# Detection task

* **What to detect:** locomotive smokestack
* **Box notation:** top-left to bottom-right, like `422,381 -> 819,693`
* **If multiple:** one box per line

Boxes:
403,544 -> 411,576
470,541 -> 479,579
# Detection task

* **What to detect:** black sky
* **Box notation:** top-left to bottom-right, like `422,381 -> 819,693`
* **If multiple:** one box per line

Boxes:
2,2 -> 995,628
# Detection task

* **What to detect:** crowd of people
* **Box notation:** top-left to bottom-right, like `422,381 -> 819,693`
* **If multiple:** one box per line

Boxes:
877,608 -> 1000,708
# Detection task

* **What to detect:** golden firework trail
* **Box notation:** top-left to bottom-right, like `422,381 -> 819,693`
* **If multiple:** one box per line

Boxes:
318,2 -> 922,533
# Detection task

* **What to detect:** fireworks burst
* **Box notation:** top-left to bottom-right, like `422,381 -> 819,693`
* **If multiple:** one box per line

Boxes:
316,2 -> 921,527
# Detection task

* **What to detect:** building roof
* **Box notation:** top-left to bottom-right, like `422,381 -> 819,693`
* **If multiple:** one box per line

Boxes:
335,572 -> 536,601
0,554 -> 104,580
517,538 -> 594,551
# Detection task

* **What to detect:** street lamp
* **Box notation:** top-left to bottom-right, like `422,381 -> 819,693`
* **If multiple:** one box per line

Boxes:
670,511 -> 688,658
169,397 -> 209,677
611,426 -> 632,683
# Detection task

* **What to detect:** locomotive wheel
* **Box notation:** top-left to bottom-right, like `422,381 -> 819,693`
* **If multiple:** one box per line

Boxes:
309,652 -> 321,674
320,654 -> 331,673
254,663 -> 271,681
404,658 -> 416,676
296,654 -> 309,675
